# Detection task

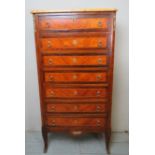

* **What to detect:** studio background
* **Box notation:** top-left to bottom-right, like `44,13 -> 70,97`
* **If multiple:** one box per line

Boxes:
25,0 -> 129,132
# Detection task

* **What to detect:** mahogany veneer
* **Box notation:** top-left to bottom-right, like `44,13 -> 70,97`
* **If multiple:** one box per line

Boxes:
43,55 -> 108,66
46,116 -> 106,127
44,72 -> 107,83
41,36 -> 108,49
46,103 -> 107,113
45,87 -> 108,98
32,9 -> 117,154
39,17 -> 111,30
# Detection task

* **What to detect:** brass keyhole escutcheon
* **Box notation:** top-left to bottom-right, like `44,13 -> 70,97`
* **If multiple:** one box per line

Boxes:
98,21 -> 103,27
51,106 -> 55,112
47,41 -> 52,48
72,18 -> 76,22
72,57 -> 77,63
74,119 -> 78,124
74,90 -> 78,96
96,105 -> 101,112
73,74 -> 77,80
50,91 -> 54,96
72,39 -> 78,46
98,41 -> 103,48
51,120 -> 56,126
96,74 -> 102,80
49,75 -> 54,81
48,59 -> 53,65
96,90 -> 101,96
74,105 -> 78,110
98,58 -> 102,64
96,120 -> 101,126
46,22 -> 50,28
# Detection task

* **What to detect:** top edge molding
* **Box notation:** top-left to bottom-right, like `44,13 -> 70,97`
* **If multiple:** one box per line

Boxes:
31,8 -> 117,14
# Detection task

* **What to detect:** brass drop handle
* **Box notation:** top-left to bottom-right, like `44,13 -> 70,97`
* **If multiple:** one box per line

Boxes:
47,41 -> 52,48
73,74 -> 77,80
98,41 -> 103,48
97,58 -> 102,64
98,21 -> 103,27
72,39 -> 78,45
96,74 -> 102,80
48,59 -> 53,65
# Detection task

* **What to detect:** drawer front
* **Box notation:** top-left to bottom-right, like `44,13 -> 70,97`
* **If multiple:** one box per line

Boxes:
46,117 -> 106,127
45,72 -> 108,83
41,36 -> 107,50
39,17 -> 111,30
46,103 -> 107,113
45,87 -> 107,98
43,55 -> 108,66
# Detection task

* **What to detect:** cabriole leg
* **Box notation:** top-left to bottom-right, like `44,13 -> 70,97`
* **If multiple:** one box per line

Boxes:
105,130 -> 111,154
42,126 -> 48,153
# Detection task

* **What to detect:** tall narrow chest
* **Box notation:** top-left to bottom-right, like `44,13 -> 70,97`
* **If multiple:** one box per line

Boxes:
32,9 -> 117,154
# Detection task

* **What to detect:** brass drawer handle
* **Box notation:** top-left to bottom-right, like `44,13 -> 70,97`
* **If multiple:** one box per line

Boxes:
96,74 -> 102,80
72,39 -> 78,45
47,41 -> 52,48
98,21 -> 103,27
98,41 -> 102,48
98,58 -> 102,64
48,59 -> 53,65
73,74 -> 77,80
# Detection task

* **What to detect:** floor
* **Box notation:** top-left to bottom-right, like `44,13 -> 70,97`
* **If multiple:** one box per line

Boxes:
25,131 -> 129,155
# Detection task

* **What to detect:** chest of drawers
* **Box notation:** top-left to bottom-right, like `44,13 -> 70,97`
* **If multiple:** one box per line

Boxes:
32,9 -> 117,154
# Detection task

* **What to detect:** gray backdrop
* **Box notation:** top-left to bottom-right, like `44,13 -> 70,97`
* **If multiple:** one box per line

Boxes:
25,0 -> 129,131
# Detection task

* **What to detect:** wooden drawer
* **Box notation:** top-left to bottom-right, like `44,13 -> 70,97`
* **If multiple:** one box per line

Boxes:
46,116 -> 106,127
44,72 -> 108,83
40,36 -> 108,50
46,103 -> 107,113
39,16 -> 111,30
43,55 -> 108,67
45,87 -> 107,98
